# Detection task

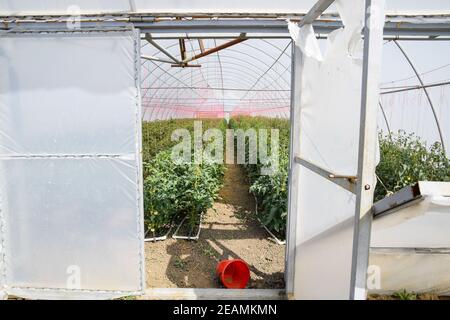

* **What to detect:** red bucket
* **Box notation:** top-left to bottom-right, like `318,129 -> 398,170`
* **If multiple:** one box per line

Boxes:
216,259 -> 250,289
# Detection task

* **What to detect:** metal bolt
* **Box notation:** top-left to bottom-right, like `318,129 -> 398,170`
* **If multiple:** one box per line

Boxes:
364,184 -> 371,190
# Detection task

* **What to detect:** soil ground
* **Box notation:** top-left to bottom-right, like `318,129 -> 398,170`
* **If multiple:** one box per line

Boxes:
145,163 -> 285,289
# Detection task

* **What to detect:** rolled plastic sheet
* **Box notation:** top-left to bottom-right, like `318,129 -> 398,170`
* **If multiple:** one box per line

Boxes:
0,29 -> 145,299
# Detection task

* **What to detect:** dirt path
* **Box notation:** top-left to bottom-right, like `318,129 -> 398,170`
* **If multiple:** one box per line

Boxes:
144,163 -> 285,288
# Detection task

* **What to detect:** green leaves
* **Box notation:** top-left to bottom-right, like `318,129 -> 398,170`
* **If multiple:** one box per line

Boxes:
375,130 -> 450,202
142,119 -> 226,233
174,160 -> 224,228
230,116 -> 290,238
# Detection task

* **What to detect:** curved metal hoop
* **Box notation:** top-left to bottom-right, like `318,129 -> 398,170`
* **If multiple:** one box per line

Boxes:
393,40 -> 446,154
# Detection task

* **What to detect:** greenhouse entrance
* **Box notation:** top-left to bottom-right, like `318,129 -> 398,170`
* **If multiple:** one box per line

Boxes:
136,0 -> 386,299
140,36 -> 292,291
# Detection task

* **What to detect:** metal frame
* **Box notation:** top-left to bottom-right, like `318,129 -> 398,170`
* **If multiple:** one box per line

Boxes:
381,80 -> 450,95
2,14 -> 450,40
285,40 -> 299,299
350,0 -> 385,300
144,33 -> 182,64
134,17 -> 450,38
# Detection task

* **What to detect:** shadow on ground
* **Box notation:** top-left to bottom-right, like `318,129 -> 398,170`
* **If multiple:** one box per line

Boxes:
145,163 -> 285,289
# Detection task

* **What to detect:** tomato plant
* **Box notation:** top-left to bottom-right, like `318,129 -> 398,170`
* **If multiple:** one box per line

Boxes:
143,151 -> 179,233
142,119 -> 226,233
375,130 -> 449,201
229,116 -> 290,238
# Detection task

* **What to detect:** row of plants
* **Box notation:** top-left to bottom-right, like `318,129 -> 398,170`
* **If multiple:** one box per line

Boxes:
229,116 -> 290,239
229,116 -> 449,240
141,116 -> 449,239
142,119 -> 226,236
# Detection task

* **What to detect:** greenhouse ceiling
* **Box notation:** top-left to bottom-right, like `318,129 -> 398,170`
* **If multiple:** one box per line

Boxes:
1,0 -> 449,152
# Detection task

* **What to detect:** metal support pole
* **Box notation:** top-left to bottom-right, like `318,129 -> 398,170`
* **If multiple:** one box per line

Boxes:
144,33 -> 182,64
285,41 -> 300,299
141,54 -> 176,64
198,39 -> 205,53
178,38 -> 186,61
381,80 -> 450,95
392,40 -> 446,154
299,0 -> 335,27
4,15 -> 450,38
350,0 -> 385,300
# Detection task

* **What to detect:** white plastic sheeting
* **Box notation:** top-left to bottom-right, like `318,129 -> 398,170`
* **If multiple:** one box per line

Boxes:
0,0 -> 316,15
369,182 -> 450,295
0,30 -> 145,299
288,0 -> 384,299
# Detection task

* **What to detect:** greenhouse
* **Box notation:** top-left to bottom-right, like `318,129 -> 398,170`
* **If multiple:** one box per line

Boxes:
0,0 -> 449,300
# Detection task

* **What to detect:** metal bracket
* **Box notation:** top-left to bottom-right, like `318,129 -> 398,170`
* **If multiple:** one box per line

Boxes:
294,156 -> 357,194
373,183 -> 423,218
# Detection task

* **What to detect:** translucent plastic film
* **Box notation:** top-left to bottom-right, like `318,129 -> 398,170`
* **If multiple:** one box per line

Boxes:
371,182 -> 450,249
370,182 -> 450,295
0,30 -> 145,299
289,0 -> 384,299
0,0 -> 445,16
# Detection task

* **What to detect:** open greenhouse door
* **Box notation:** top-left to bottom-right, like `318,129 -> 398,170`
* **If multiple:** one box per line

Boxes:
286,0 -> 385,299
0,29 -> 145,299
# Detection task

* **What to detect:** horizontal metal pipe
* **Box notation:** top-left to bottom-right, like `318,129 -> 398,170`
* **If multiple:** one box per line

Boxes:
3,19 -> 450,38
145,33 -> 181,64
380,80 -> 450,95
170,64 -> 201,67
141,55 -> 175,64
142,86 -> 290,92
